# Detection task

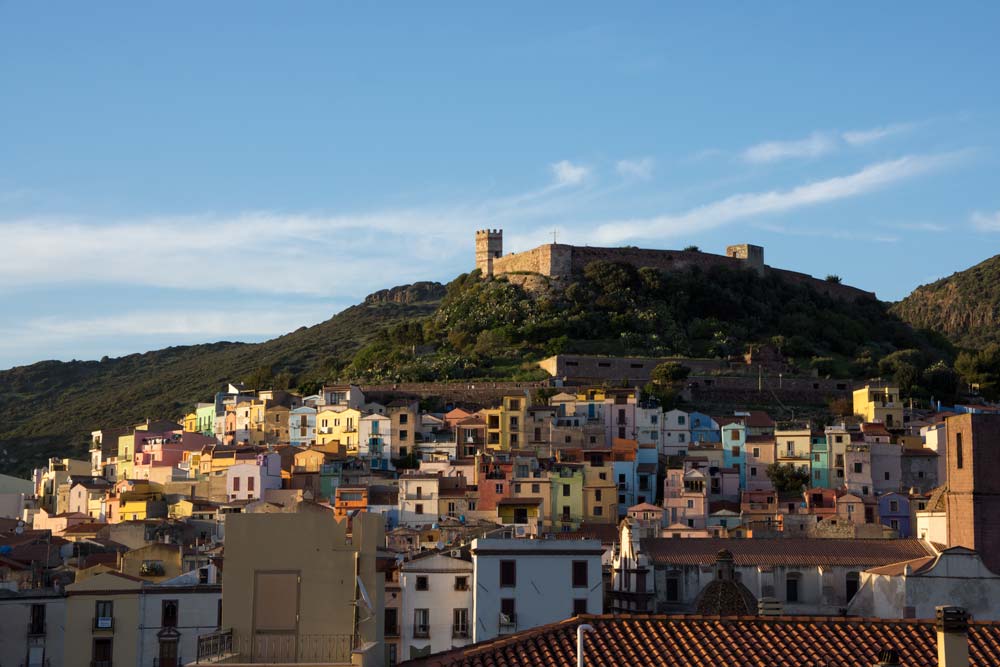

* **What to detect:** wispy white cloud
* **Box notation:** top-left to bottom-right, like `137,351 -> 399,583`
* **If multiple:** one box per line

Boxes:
590,152 -> 966,245
550,160 -> 590,186
0,306 -> 338,347
884,221 -> 949,232
742,132 -> 838,164
971,210 -> 1000,232
754,222 -> 899,244
616,157 -> 654,180
842,122 -> 916,146
742,122 -> 918,164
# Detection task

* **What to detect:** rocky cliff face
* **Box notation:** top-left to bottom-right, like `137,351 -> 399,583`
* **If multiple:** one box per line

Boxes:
892,254 -> 1000,348
364,281 -> 446,305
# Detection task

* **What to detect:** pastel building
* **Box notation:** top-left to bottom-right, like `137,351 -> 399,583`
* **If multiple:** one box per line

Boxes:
721,423 -> 747,488
226,452 -> 282,502
289,406 -> 317,448
661,409 -> 690,457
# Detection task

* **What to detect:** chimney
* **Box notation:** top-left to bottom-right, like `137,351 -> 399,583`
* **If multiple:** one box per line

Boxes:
936,606 -> 970,667
872,648 -> 900,667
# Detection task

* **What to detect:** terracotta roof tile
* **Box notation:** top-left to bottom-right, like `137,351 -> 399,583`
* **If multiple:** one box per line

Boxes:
401,614 -> 1000,667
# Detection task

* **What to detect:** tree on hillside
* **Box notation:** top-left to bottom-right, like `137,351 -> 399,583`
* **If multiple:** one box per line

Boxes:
956,343 -> 1000,399
766,463 -> 811,494
650,361 -> 691,385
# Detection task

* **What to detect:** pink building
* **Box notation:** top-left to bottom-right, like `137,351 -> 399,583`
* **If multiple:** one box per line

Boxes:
745,435 -> 776,491
226,452 -> 282,501
663,468 -> 707,529
133,432 -> 218,482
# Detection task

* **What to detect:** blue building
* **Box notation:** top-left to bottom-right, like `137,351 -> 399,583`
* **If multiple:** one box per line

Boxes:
721,423 -> 747,488
689,412 -> 720,443
810,434 -> 831,489
878,492 -> 912,537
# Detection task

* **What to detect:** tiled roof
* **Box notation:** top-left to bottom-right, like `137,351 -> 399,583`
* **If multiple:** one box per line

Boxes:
400,614 -> 1000,667
639,537 -> 933,567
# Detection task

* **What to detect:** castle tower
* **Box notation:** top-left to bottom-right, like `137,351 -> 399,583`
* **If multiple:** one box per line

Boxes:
475,229 -> 503,277
726,243 -> 765,274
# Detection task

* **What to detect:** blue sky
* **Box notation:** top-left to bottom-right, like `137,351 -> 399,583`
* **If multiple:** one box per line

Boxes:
1,2 -> 999,370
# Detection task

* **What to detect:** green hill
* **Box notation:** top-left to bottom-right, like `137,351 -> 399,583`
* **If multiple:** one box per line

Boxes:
0,263 -> 955,477
892,254 -> 1000,349
0,284 -> 445,476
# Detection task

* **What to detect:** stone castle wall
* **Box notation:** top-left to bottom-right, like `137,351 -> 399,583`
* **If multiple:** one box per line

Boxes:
489,243 -> 874,301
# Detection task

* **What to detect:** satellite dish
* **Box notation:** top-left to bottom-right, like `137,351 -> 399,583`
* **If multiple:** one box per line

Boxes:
15,520 -> 25,535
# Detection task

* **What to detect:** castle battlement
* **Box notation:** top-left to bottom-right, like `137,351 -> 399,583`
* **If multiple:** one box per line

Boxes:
473,229 -> 874,301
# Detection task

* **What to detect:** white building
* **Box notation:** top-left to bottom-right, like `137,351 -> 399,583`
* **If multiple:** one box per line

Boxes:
848,546 -> 1000,620
321,384 -> 366,409
398,474 -> 441,526
471,538 -> 603,643
226,453 -> 282,502
660,409 -> 690,456
400,552 -> 474,661
289,406 -> 317,448
360,413 -> 393,472
634,403 -> 661,448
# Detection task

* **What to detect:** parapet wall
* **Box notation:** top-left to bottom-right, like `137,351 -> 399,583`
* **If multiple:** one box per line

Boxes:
490,243 -> 874,301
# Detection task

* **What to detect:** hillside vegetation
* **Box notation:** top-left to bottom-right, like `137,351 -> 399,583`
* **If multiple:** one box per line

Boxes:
892,254 -> 1000,349
0,290 -> 444,476
0,261 -> 966,477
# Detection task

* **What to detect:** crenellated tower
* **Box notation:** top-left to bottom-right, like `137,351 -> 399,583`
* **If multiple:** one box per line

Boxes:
475,229 -> 503,277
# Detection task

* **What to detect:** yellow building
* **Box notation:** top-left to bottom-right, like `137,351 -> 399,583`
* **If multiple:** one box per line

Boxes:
853,384 -> 903,429
120,543 -> 182,582
482,394 -> 530,451
183,412 -> 198,433
65,572 -> 142,667
582,455 -> 618,523
316,407 -> 362,452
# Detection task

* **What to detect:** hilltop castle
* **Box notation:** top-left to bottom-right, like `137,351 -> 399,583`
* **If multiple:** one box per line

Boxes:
474,229 -> 874,301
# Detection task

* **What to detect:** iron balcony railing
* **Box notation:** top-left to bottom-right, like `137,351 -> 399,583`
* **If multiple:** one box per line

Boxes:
195,629 -> 355,664
498,613 -> 517,635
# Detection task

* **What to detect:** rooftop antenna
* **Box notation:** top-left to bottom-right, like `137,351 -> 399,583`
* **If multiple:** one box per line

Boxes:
551,229 -> 558,244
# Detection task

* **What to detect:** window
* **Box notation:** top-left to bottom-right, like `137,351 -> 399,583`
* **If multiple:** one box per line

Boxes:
890,519 -> 899,531
532,484 -> 540,493
384,608 -> 399,636
500,598 -> 516,627
666,577 -> 680,601
495,484 -> 503,494
862,486 -> 870,496
514,483 -> 522,493
93,638 -> 113,665
889,500 -> 899,513
750,466 -> 757,477
884,471 -> 890,481
29,604 -> 45,635
956,432 -> 964,469
679,433 -> 686,443
686,499 -> 694,508
161,599 -> 179,627
678,416 -> 686,425
814,453 -> 821,462
248,476 -> 255,491
500,560 -> 516,587
593,506 -> 603,516
233,476 -> 240,491
400,429 -> 408,441
562,485 -> 570,497
468,501 -> 477,511
453,608 -> 469,638
572,560 -> 588,587
415,503 -> 424,515
732,447 -> 740,457
854,462 -> 863,474
814,471 -> 821,480
399,413 -> 408,424
786,574 -> 800,603
752,447 -> 760,458
415,575 -> 429,591
455,576 -> 469,591
573,598 -> 588,615
414,608 -> 430,638
846,572 -> 860,600
95,600 -> 113,628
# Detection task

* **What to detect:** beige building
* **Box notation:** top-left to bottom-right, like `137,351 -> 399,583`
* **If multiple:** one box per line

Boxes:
205,510 -> 385,665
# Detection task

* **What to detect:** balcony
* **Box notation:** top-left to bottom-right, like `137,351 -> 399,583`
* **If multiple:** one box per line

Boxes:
452,625 -> 469,639
498,613 -> 517,635
413,625 -> 430,639
194,629 -> 356,664
93,616 -> 114,631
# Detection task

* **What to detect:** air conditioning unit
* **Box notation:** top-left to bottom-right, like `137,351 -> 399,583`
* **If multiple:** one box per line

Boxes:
514,525 -> 526,537
451,549 -> 461,558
